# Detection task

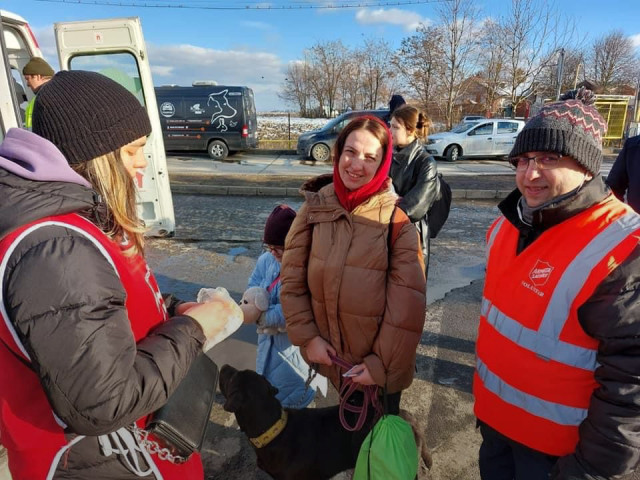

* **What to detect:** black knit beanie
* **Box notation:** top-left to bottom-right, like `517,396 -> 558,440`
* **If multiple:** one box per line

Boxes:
509,87 -> 607,175
32,70 -> 151,165
263,205 -> 296,247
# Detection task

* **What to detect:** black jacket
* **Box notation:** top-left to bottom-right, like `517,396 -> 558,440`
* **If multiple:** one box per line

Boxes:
606,134 -> 640,213
498,178 -> 640,479
389,139 -> 439,257
0,166 -> 205,478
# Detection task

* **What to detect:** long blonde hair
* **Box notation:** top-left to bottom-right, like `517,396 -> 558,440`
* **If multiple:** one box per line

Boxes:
72,150 -> 146,256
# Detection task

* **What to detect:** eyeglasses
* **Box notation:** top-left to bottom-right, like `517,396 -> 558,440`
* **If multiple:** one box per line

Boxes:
263,244 -> 283,254
509,154 -> 564,171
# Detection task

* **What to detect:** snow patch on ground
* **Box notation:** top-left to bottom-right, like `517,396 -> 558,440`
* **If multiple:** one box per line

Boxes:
257,114 -> 328,140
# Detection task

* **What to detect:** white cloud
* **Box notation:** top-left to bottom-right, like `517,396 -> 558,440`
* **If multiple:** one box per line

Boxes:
355,8 -> 431,32
30,27 -> 286,110
630,33 -> 640,49
31,25 -> 58,66
147,44 -> 286,110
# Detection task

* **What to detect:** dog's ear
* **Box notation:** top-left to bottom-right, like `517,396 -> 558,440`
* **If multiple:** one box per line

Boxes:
223,389 -> 245,413
269,385 -> 279,397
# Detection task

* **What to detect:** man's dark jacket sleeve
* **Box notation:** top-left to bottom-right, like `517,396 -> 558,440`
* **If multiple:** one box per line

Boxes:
553,246 -> 640,479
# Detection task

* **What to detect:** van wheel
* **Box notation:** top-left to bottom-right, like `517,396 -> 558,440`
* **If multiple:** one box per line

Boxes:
311,143 -> 331,163
446,145 -> 460,162
208,140 -> 229,160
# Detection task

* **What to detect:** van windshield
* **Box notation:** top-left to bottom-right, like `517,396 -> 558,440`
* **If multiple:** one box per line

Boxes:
451,122 -> 477,133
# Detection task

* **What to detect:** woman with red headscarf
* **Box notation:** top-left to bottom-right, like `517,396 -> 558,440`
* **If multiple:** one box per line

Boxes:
281,116 -> 426,420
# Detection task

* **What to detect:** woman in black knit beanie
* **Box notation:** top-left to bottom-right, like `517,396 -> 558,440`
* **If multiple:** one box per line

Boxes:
0,70 -> 238,479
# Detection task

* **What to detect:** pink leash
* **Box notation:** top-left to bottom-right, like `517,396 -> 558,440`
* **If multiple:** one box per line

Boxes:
328,353 -> 381,432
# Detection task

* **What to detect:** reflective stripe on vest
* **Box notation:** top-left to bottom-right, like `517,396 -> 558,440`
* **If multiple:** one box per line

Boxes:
486,216 -> 505,261
476,357 -> 587,426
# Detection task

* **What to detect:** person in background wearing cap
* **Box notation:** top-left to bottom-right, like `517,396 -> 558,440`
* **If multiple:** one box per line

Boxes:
21,57 -> 54,129
0,70 -> 237,479
385,93 -> 406,125
240,204 -> 323,408
606,133 -> 640,213
473,87 -> 640,480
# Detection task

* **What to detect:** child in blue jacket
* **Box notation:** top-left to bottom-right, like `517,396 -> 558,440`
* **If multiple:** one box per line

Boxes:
242,205 -> 320,408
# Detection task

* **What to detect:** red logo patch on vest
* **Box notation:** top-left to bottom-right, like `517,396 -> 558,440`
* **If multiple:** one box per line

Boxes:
529,260 -> 554,286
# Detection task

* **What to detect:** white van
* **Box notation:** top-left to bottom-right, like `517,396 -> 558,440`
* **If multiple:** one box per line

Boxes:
0,13 -> 175,237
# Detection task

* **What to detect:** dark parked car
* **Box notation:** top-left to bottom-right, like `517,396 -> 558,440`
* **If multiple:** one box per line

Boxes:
296,109 -> 389,162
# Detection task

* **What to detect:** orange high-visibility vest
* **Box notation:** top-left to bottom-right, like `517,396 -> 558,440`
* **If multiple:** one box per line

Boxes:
474,196 -> 640,456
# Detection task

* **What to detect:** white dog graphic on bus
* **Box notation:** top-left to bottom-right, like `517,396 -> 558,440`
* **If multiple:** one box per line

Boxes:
208,90 -> 238,132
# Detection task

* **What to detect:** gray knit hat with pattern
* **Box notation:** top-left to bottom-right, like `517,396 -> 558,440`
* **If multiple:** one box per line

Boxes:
32,70 -> 151,165
509,87 -> 607,175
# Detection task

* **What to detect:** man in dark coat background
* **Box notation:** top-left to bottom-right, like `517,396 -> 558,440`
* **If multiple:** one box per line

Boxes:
607,134 -> 640,212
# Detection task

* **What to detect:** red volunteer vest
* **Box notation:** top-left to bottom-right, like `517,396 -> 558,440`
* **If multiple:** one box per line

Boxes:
0,214 -> 203,479
474,196 -> 640,456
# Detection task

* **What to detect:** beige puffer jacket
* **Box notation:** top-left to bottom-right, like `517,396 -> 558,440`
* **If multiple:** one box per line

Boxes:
281,175 -> 426,393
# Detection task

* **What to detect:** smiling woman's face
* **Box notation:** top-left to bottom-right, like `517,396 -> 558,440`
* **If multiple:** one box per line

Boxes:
337,128 -> 383,191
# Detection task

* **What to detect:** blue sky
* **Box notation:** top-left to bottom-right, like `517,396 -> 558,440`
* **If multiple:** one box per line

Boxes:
4,0 -> 639,111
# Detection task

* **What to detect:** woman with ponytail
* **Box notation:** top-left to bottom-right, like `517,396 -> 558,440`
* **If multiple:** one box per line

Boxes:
389,105 -> 439,271
281,115 -> 426,420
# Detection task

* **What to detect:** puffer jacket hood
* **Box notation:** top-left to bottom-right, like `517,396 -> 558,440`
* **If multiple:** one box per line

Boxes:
0,128 -> 98,238
300,173 -> 333,195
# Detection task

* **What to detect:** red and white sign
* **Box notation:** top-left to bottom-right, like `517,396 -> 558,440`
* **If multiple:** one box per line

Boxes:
529,260 -> 554,287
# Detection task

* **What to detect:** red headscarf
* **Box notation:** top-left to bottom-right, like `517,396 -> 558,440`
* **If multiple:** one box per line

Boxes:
332,115 -> 393,212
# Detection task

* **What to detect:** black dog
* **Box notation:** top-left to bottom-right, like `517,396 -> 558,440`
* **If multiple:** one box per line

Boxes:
219,364 -> 362,480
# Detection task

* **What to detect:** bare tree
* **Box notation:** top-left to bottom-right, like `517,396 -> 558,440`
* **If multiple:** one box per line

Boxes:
360,37 -> 396,110
436,0 -> 479,128
308,40 -> 349,117
537,48 -> 585,99
393,24 -> 445,112
339,50 -> 366,111
588,31 -> 639,91
476,18 -> 507,116
496,0 -> 577,117
278,61 -> 311,116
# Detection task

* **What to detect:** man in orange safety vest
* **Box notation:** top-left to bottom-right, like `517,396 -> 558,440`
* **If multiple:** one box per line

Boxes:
474,87 -> 640,480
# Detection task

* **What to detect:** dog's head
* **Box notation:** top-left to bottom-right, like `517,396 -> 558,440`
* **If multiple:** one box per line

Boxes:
219,364 -> 279,413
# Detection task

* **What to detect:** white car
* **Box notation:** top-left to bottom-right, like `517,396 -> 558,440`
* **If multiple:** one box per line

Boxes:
426,119 -> 525,161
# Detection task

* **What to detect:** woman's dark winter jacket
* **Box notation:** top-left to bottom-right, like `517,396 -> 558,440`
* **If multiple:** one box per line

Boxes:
0,129 -> 206,478
497,177 -> 640,480
389,139 -> 439,258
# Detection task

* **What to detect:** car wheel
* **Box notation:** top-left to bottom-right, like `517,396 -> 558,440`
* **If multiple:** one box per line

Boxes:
446,145 -> 460,162
310,143 -> 331,163
208,140 -> 229,161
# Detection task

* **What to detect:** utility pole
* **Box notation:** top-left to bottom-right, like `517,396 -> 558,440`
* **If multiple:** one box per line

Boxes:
555,48 -> 565,100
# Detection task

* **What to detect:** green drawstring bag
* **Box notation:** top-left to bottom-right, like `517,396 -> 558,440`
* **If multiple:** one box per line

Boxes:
353,414 -> 418,480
